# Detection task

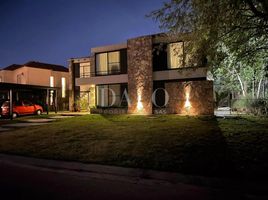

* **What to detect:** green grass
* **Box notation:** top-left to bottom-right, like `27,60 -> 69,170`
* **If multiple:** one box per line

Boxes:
0,115 -> 267,180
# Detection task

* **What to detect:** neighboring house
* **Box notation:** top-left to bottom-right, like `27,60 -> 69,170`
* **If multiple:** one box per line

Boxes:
0,61 -> 69,110
69,33 -> 214,115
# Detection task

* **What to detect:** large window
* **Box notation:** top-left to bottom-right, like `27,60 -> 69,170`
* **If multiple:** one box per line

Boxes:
80,62 -> 90,78
167,42 -> 184,69
96,84 -> 127,107
95,50 -> 127,76
153,42 -> 185,71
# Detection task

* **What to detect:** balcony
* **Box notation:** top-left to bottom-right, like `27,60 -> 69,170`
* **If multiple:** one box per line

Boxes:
153,66 -> 208,81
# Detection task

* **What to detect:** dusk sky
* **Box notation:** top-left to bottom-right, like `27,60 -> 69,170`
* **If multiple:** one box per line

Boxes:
0,0 -> 164,68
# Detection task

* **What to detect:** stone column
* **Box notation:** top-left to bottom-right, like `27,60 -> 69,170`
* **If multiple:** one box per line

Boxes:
127,36 -> 153,114
68,60 -> 75,111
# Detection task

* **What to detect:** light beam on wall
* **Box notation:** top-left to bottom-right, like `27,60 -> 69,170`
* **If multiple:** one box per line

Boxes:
137,94 -> 143,111
184,84 -> 192,113
184,92 -> 191,109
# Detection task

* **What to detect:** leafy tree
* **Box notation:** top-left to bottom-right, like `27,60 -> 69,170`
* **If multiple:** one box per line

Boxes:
150,0 -> 268,67
150,0 -> 268,99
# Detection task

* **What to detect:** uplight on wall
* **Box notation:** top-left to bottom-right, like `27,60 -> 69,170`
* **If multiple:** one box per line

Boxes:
184,84 -> 192,113
184,92 -> 191,109
137,94 -> 143,111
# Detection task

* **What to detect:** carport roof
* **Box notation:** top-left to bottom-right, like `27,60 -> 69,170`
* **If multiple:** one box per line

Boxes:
0,82 -> 59,91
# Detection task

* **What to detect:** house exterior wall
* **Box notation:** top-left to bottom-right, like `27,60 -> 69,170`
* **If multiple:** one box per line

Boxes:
165,80 -> 214,115
0,66 -> 69,110
127,35 -> 153,114
70,33 -> 214,115
0,70 -> 14,83
68,57 -> 91,111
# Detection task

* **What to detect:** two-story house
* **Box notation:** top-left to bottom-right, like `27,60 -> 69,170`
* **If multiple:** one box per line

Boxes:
0,61 -> 69,110
69,33 -> 214,115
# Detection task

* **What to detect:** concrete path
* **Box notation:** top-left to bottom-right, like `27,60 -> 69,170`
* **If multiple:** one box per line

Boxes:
2,122 -> 49,128
0,154 -> 266,200
49,115 -> 74,119
0,127 -> 11,132
23,118 -> 56,123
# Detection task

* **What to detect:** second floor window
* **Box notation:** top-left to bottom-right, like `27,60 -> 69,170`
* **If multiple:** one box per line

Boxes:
96,51 -> 120,75
153,42 -> 185,71
80,62 -> 90,78
167,42 -> 184,69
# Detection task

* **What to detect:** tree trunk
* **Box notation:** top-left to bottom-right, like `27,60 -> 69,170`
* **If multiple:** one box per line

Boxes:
257,77 -> 263,99
234,68 -> 246,97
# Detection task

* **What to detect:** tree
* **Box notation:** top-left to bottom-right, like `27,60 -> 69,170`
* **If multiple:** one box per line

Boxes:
150,0 -> 268,101
149,0 -> 268,68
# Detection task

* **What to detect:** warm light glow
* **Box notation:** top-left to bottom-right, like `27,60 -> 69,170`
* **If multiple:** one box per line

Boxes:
61,77 -> 66,98
184,92 -> 191,109
50,76 -> 54,87
137,95 -> 143,111
184,84 -> 192,112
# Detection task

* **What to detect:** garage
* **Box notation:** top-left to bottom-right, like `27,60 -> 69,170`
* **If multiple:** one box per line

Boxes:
0,83 -> 58,119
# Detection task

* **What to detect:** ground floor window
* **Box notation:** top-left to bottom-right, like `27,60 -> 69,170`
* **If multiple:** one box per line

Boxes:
96,83 -> 127,107
153,81 -> 166,107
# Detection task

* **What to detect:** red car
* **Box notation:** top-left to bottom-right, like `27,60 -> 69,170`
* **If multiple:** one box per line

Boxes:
0,100 -> 43,118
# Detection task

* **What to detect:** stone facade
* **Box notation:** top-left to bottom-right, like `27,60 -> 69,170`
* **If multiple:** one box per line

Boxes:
165,80 -> 214,115
127,36 -> 153,114
68,61 -> 75,111
90,108 -> 128,114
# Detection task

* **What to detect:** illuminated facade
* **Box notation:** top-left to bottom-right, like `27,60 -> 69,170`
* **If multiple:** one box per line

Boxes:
69,33 -> 214,115
0,61 -> 69,110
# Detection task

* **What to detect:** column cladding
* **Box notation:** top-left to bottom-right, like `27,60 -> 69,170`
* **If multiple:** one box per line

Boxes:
127,36 -> 153,114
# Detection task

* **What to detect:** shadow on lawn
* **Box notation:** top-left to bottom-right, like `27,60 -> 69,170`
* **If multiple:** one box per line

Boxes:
171,118 -> 237,178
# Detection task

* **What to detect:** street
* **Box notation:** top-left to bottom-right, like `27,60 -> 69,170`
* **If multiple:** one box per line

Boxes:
0,161 -> 243,200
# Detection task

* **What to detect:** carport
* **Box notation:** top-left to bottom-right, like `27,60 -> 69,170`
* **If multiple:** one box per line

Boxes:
0,83 -> 58,119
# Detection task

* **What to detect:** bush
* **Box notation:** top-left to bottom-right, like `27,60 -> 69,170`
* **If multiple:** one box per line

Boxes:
250,99 -> 268,116
232,98 -> 268,115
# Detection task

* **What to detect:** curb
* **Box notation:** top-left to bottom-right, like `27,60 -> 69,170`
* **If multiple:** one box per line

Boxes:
0,153 -> 266,195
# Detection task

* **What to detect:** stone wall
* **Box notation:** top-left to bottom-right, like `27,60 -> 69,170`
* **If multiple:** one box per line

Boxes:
165,80 -> 214,115
127,36 -> 153,114
68,61 -> 75,111
90,108 -> 128,114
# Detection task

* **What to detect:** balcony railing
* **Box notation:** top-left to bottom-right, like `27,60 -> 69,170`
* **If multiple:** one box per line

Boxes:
79,69 -> 122,78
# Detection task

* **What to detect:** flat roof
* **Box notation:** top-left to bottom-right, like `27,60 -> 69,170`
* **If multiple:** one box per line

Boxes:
91,43 -> 127,53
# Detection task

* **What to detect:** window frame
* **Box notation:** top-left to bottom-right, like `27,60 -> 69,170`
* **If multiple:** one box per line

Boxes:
95,50 -> 122,76
95,83 -> 128,108
153,41 -> 186,71
79,62 -> 91,78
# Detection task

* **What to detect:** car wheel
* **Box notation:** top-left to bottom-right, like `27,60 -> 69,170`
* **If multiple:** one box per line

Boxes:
36,110 -> 42,115
12,113 -> 18,118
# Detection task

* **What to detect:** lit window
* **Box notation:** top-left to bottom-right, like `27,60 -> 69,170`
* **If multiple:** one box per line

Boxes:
80,62 -> 90,78
96,51 -> 120,75
167,42 -> 184,69
50,76 -> 54,87
61,77 -> 66,98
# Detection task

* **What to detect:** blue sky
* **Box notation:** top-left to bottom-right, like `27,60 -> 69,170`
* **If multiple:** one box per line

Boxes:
0,0 -> 165,68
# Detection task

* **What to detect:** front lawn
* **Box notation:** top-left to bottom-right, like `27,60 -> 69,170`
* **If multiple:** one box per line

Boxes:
0,115 -> 267,180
